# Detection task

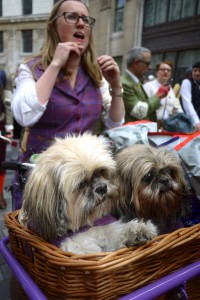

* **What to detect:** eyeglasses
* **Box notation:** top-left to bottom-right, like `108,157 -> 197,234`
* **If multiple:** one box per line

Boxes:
138,60 -> 151,66
159,68 -> 171,72
52,12 -> 96,28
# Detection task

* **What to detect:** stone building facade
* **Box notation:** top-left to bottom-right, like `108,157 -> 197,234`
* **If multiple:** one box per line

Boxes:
88,0 -> 144,71
0,0 -> 199,83
0,0 -> 54,76
0,0 -> 143,77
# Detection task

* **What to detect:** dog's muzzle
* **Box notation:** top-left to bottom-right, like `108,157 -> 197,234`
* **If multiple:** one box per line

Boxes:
95,183 -> 107,195
95,183 -> 108,206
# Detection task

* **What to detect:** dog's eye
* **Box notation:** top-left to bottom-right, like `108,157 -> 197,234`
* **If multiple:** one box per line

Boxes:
168,168 -> 175,178
78,179 -> 88,190
142,171 -> 154,183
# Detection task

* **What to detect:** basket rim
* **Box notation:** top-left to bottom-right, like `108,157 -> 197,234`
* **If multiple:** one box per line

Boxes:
5,210 -> 200,270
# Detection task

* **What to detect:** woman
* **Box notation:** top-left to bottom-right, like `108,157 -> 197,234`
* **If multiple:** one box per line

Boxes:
143,60 -> 183,126
11,0 -> 125,210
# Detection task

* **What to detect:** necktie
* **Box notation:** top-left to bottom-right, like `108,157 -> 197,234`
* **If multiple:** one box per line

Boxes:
136,82 -> 142,93
136,82 -> 143,93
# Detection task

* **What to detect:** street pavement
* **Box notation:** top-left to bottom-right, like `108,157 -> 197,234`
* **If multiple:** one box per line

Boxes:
0,144 -> 16,300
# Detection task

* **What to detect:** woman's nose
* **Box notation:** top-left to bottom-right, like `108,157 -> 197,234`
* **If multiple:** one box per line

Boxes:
77,17 -> 84,26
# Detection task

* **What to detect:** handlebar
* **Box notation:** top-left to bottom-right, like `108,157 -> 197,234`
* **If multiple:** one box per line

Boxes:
1,161 -> 34,171
1,161 -> 35,190
0,130 -> 10,136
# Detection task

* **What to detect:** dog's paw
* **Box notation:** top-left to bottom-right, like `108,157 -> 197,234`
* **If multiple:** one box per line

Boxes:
123,219 -> 158,247
60,236 -> 103,254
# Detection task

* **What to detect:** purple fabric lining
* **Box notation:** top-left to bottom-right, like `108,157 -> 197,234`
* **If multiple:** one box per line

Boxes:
163,218 -> 184,234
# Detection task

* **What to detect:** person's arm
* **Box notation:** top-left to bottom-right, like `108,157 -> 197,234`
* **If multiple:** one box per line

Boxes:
12,42 -> 84,127
123,81 -> 160,120
3,89 -> 13,138
100,78 -> 124,128
4,90 -> 13,127
11,64 -> 47,127
98,55 -> 125,124
180,79 -> 200,126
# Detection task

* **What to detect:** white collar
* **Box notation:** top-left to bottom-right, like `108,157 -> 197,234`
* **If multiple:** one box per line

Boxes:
125,69 -> 140,84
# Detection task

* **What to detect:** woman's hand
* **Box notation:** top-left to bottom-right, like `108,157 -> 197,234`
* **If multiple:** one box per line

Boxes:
51,42 -> 84,69
98,55 -> 121,89
98,55 -> 125,123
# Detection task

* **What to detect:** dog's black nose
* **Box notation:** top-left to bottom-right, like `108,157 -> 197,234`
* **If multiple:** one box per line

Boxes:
159,178 -> 169,185
159,178 -> 173,190
95,183 -> 107,195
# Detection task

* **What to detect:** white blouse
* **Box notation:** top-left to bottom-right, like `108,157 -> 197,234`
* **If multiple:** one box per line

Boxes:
143,79 -> 183,120
180,78 -> 199,125
11,63 -> 124,129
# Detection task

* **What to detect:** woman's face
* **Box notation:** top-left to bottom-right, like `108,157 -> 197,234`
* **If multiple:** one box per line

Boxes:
156,63 -> 172,84
192,67 -> 200,83
55,1 -> 92,52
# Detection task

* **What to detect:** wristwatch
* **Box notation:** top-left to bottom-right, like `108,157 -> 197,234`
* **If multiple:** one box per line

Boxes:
109,87 -> 124,97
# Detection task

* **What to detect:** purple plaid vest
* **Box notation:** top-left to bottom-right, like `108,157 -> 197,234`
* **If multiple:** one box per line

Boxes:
24,57 -> 102,159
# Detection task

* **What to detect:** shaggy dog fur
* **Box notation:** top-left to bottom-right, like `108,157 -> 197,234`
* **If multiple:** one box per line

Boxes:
113,144 -> 190,234
19,133 -> 157,254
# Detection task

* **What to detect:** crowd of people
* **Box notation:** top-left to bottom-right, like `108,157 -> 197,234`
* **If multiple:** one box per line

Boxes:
0,0 -> 200,211
122,46 -> 200,132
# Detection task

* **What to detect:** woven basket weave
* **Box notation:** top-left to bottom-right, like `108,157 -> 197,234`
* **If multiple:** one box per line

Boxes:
4,210 -> 200,300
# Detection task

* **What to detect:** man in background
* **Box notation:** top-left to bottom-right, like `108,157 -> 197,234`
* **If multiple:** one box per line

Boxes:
121,46 -> 170,123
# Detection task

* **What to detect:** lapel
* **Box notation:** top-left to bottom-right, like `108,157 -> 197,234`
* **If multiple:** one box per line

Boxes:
55,64 -> 90,99
34,62 -> 90,100
124,72 -> 146,99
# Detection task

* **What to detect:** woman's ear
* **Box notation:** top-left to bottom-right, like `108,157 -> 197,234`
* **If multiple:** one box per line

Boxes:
48,21 -> 52,32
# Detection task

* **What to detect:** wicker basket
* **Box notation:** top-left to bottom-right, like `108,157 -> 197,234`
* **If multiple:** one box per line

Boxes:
5,210 -> 200,300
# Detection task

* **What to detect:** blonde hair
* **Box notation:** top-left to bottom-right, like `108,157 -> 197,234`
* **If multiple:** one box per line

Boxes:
26,0 -> 102,87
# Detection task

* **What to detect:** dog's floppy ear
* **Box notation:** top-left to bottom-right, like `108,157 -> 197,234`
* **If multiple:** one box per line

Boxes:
54,172 -> 71,239
114,167 -> 136,221
180,176 -> 191,218
22,164 -> 70,242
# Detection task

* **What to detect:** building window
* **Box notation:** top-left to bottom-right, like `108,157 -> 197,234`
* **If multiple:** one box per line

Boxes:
144,0 -> 198,27
144,0 -> 156,27
181,0 -> 195,18
23,0 -> 32,15
169,0 -> 195,21
22,30 -> 32,53
114,0 -> 125,32
0,0 -> 2,17
155,0 -> 167,24
0,32 -> 3,53
144,0 -> 167,26
168,0 -> 181,21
